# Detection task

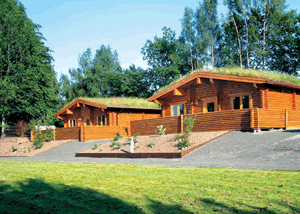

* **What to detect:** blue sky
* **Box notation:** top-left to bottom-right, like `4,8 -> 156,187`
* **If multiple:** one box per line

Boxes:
20,0 -> 300,80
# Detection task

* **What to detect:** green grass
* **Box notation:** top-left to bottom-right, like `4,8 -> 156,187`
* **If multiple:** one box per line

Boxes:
0,161 -> 299,214
157,68 -> 300,93
68,97 -> 161,109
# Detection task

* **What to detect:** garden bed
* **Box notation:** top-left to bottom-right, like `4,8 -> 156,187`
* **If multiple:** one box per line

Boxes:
76,131 -> 230,158
0,137 -> 74,157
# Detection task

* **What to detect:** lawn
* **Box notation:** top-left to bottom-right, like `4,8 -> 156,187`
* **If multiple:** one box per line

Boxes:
0,161 -> 299,214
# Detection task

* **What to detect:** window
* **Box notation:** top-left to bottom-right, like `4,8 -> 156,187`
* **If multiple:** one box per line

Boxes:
202,97 -> 218,113
171,104 -> 185,116
69,120 -> 76,127
207,102 -> 215,112
231,95 -> 250,109
86,119 -> 90,126
97,115 -> 106,126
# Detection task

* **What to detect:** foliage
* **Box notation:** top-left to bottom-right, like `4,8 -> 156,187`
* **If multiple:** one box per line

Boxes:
116,143 -> 122,149
0,123 -> 10,138
44,128 -> 55,142
184,112 -> 197,135
0,0 -> 61,124
156,125 -> 166,135
133,133 -> 140,137
12,146 -> 18,152
28,147 -> 31,152
16,120 -> 29,137
69,97 -> 160,109
148,142 -> 156,147
111,141 -> 117,147
23,150 -> 26,153
33,129 -> 45,149
113,133 -> 124,141
141,27 -> 189,91
93,144 -> 99,150
28,119 -> 36,131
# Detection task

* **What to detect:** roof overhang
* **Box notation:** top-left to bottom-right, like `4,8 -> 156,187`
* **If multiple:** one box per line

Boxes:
148,72 -> 268,102
54,99 -> 107,118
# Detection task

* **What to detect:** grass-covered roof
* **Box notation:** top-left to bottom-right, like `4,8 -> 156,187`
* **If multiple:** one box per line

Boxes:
76,97 -> 161,109
157,68 -> 300,93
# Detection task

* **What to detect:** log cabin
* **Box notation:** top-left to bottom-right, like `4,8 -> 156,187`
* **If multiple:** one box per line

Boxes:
54,98 -> 162,128
131,69 -> 300,134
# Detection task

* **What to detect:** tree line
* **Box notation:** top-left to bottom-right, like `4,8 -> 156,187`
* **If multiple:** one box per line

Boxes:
1,0 -> 299,133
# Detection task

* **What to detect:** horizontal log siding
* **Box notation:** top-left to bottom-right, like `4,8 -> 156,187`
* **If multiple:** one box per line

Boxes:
287,111 -> 300,129
162,79 -> 261,116
55,127 -> 80,140
188,109 -> 251,132
256,109 -> 285,129
31,127 -> 80,141
131,116 -> 181,136
268,88 -> 294,111
83,126 -> 128,141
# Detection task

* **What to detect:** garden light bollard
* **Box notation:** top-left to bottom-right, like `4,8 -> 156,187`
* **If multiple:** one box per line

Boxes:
131,137 -> 134,153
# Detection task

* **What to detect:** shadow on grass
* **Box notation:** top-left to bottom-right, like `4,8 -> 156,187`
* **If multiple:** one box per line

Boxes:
199,198 -> 299,214
0,178 -> 193,214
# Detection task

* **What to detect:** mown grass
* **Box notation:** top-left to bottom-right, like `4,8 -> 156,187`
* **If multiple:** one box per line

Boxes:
157,68 -> 300,93
0,161 -> 299,214
69,97 -> 161,109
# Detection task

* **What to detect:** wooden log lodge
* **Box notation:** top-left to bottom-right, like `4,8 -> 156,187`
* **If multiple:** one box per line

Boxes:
130,70 -> 300,136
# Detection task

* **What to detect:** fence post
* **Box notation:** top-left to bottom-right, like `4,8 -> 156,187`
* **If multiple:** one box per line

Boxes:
180,114 -> 184,133
285,110 -> 288,130
54,128 -> 56,141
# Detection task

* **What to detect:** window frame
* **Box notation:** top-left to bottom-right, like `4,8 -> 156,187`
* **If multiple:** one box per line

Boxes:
230,93 -> 252,110
97,115 -> 106,126
202,96 -> 218,113
170,102 -> 186,116
68,119 -> 76,127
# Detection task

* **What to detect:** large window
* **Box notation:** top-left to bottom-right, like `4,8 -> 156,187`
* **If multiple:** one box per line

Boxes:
207,102 -> 215,112
202,97 -> 218,113
69,120 -> 76,127
232,95 -> 250,109
97,115 -> 106,126
171,104 -> 185,116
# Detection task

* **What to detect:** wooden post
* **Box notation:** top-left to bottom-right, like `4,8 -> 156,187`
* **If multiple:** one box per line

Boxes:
180,114 -> 184,133
127,121 -> 131,137
54,128 -> 56,141
285,110 -> 288,130
142,112 -> 145,119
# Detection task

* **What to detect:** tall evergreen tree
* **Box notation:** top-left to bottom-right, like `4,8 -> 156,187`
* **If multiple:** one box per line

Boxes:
0,0 -> 60,135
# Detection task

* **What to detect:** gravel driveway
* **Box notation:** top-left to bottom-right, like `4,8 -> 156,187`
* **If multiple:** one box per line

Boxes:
1,130 -> 299,170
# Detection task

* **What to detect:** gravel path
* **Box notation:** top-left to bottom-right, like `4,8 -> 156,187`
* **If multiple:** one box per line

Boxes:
1,130 -> 299,170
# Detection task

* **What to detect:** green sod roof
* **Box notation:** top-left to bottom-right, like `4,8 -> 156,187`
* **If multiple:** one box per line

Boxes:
75,97 -> 161,109
157,68 -> 300,93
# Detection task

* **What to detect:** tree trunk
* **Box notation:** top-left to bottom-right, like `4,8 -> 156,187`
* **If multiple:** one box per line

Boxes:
211,44 -> 214,68
241,0 -> 249,68
189,39 -> 194,71
263,3 -> 270,70
231,10 -> 243,68
1,115 -> 5,137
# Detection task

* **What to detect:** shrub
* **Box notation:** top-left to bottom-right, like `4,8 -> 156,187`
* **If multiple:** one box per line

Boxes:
28,147 -> 31,152
16,120 -> 29,137
44,128 -> 55,142
33,129 -> 45,149
12,146 -> 18,152
28,119 -> 36,131
113,132 -> 124,141
177,134 -> 191,149
183,111 -> 197,135
148,142 -> 156,147
111,141 -> 117,147
23,150 -> 26,153
93,144 -> 99,149
134,133 -> 140,137
116,143 -> 122,149
156,125 -> 166,135
134,138 -> 138,144
100,149 -> 103,152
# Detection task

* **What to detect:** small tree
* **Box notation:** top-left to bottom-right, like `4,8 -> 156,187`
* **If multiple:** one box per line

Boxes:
156,125 -> 166,135
44,128 -> 55,142
33,129 -> 45,149
177,111 -> 197,149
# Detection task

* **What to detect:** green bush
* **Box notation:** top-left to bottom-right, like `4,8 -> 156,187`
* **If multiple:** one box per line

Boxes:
93,144 -> 99,150
12,146 -> 18,152
113,132 -> 124,141
116,143 -> 122,149
44,128 -> 55,142
23,150 -> 26,153
111,141 -> 117,147
148,142 -> 156,147
33,129 -> 45,149
133,133 -> 140,137
177,134 -> 191,149
156,125 -> 166,135
28,147 -> 31,152
183,111 -> 197,135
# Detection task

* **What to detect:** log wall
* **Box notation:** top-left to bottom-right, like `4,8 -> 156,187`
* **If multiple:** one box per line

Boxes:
31,127 -> 80,141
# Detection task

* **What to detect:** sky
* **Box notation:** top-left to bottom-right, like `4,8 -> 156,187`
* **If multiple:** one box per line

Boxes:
20,0 -> 300,80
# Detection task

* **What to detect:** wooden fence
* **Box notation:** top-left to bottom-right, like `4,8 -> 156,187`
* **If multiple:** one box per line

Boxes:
31,127 -> 80,141
81,126 -> 129,142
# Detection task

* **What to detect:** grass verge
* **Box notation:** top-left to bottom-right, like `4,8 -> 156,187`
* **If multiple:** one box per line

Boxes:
0,160 -> 299,214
